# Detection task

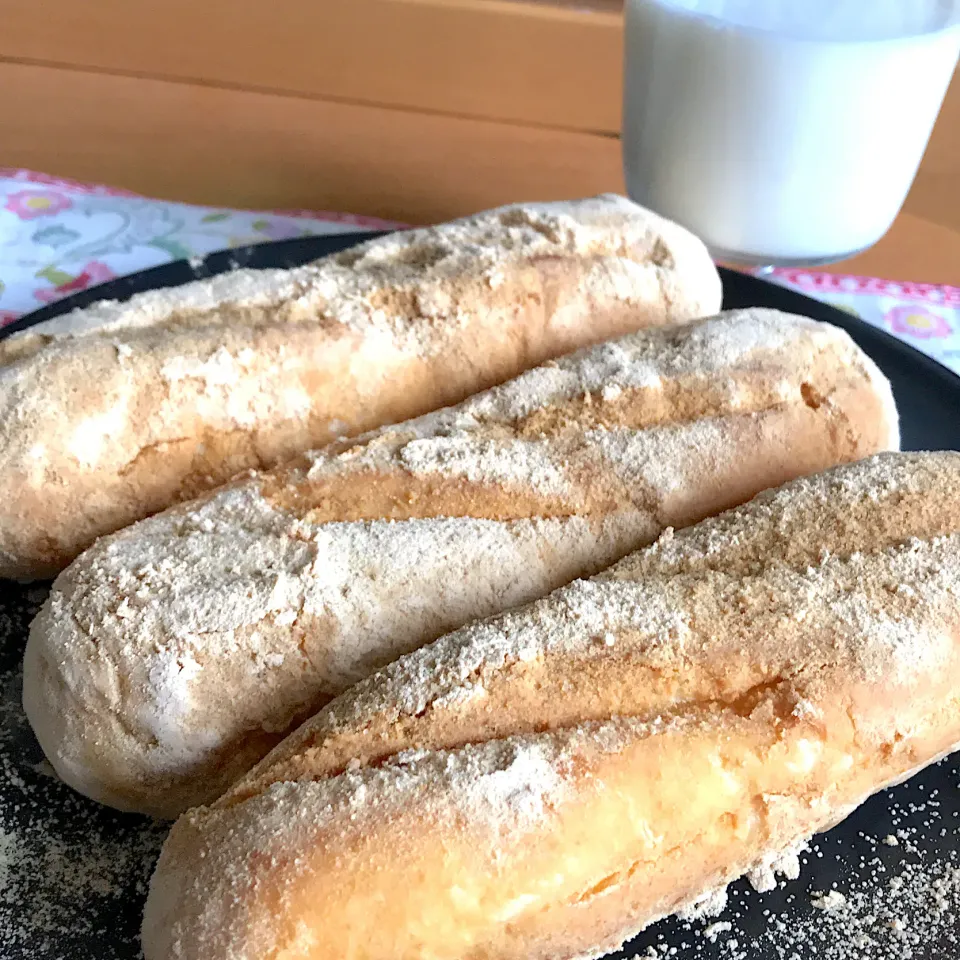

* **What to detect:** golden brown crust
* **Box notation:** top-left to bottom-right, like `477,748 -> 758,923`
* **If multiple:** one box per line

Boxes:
23,309 -> 898,818
0,195 -> 721,579
141,453 -> 960,960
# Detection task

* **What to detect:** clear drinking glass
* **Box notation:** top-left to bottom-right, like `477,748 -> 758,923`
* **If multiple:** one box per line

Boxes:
622,0 -> 960,267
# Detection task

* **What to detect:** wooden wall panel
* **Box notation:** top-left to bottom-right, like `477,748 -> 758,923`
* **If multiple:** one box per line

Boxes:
0,0 -> 957,282
0,61 -> 624,224
0,0 -> 623,133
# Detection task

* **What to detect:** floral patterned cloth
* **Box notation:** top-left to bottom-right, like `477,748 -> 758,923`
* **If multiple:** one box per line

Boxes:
0,169 -> 401,325
1,168 -> 959,377
762,268 -> 960,375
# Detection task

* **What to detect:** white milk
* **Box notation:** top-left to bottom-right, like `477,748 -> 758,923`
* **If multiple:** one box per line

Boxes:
623,0 -> 960,264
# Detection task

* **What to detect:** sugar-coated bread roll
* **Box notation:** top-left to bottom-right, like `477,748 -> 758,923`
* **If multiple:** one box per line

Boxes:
0,194 -> 722,579
24,309 -> 897,817
139,451 -> 960,960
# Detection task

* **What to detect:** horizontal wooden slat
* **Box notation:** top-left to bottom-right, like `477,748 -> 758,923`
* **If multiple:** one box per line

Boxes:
0,61 -> 624,224
821,212 -> 960,287
0,0 -> 623,134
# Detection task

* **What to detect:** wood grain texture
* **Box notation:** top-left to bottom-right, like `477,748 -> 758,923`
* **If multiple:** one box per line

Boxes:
0,0 -> 958,284
822,213 -> 960,287
0,0 -> 622,133
0,61 -> 623,224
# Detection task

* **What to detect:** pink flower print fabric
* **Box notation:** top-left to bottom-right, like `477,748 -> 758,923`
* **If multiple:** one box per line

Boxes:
0,168 -> 402,321
885,304 -> 954,340
763,269 -> 960,375
33,261 -> 116,304
4,189 -> 73,220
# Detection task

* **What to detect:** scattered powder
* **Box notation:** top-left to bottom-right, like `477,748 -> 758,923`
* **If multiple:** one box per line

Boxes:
747,844 -> 806,894
0,826 -> 14,890
677,887 -> 730,921
757,854 -> 960,959
703,921 -> 733,942
810,890 -> 848,911
0,584 -> 167,960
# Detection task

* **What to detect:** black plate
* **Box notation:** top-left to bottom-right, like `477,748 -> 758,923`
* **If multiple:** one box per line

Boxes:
2,235 -> 960,959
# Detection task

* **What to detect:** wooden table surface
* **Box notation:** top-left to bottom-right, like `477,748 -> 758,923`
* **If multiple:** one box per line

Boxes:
826,212 -> 960,286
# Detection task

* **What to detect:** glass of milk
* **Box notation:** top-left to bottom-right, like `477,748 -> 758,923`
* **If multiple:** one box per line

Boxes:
622,0 -> 960,266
